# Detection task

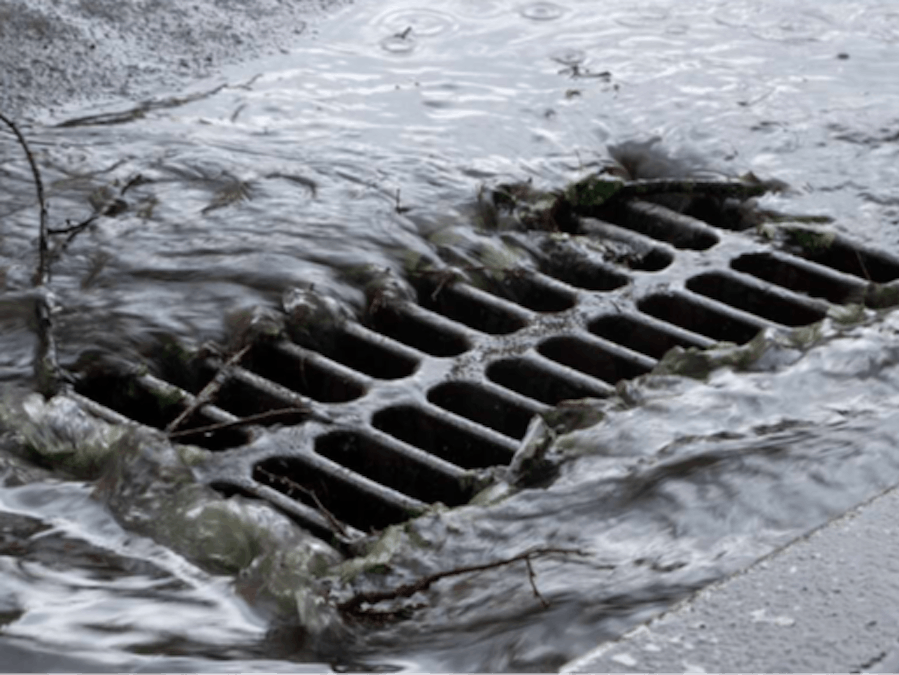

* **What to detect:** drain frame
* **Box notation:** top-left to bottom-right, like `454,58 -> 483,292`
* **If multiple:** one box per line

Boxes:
71,180 -> 891,537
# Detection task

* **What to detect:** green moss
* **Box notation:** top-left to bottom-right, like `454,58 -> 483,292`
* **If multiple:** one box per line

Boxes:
785,227 -> 836,254
565,176 -> 624,209
865,282 -> 899,310
828,303 -> 869,325
654,334 -> 769,380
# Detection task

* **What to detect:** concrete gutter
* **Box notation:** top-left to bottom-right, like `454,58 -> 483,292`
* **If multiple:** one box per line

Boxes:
563,481 -> 899,673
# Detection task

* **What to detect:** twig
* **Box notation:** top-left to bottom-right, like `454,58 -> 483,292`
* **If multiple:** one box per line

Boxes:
337,547 -> 588,614
48,215 -> 98,236
0,111 -> 66,396
525,555 -> 549,609
167,406 -> 312,439
256,467 -> 348,538
0,112 -> 50,286
165,344 -> 250,434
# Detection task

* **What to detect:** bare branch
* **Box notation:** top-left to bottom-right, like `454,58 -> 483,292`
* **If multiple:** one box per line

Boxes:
1,111 -> 66,396
525,554 -> 549,609
165,344 -> 250,434
337,547 -> 590,615
256,467 -> 349,539
167,406 -> 311,439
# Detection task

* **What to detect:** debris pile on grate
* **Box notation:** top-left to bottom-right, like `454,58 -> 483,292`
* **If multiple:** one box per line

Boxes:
71,178 -> 899,540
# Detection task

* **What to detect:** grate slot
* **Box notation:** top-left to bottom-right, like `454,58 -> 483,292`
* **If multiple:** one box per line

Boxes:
195,367 -> 312,427
369,303 -> 471,357
581,219 -> 675,272
638,293 -> 764,345
686,272 -> 827,327
538,335 -> 652,385
731,252 -> 866,305
254,456 -> 423,532
315,431 -> 470,506
495,271 -> 577,313
786,231 -> 899,284
421,283 -> 529,335
609,200 -> 719,250
487,357 -> 611,405
213,478 -> 350,540
540,257 -> 630,292
682,194 -> 755,232
427,381 -> 541,440
245,342 -> 366,403
293,323 -> 420,380
589,313 -> 711,360
74,373 -> 250,449
372,405 -> 516,468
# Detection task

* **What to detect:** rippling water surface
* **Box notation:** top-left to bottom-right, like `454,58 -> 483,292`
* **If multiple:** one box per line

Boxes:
3,0 -> 899,670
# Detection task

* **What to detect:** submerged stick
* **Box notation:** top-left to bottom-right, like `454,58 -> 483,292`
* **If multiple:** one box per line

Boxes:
165,344 -> 251,434
0,111 -> 65,396
255,467 -> 350,539
337,546 -> 589,615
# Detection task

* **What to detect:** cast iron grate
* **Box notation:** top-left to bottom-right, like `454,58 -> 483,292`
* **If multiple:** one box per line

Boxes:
71,194 -> 899,540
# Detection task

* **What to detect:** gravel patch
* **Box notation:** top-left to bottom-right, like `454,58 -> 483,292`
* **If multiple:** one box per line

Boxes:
0,0 -> 353,118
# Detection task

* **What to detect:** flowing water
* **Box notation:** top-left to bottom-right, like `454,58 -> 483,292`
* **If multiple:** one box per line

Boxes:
2,0 -> 899,670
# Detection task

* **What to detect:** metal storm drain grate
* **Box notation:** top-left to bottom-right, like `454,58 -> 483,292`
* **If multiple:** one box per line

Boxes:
70,185 -> 899,541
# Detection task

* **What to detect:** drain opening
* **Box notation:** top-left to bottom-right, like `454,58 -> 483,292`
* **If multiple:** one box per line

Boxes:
580,220 -> 675,272
254,457 -> 412,532
686,272 -> 826,327
427,382 -> 539,440
589,314 -> 708,360
603,201 -> 719,250
420,283 -> 528,335
372,405 -> 515,468
315,431 -> 470,506
494,272 -> 576,313
624,246 -> 674,272
194,368 -> 309,427
291,326 -> 419,380
540,257 -> 631,292
245,343 -> 366,403
487,358 -> 609,405
682,195 -> 756,232
368,305 -> 470,357
74,373 -> 250,449
731,253 -> 865,305
538,336 -> 651,384
786,230 -> 899,284
638,293 -> 763,344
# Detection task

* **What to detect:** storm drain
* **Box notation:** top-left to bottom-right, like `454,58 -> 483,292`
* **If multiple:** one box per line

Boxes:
71,195 -> 899,541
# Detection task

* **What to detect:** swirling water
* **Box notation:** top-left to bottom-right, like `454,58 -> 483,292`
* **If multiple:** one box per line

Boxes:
2,0 -> 899,670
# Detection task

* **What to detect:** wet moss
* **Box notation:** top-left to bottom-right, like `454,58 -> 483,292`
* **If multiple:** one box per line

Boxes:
784,227 -> 836,254
865,282 -> 899,310
1,393 -> 126,479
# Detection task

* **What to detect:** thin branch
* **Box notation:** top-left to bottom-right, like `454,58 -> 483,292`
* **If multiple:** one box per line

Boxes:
164,344 -> 250,433
47,215 -> 98,236
337,547 -> 589,615
167,406 -> 312,439
256,467 -> 349,539
525,554 -> 550,609
0,112 -> 50,286
1,111 -> 66,396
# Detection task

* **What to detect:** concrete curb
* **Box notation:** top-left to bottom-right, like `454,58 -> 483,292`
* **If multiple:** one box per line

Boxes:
563,481 -> 899,672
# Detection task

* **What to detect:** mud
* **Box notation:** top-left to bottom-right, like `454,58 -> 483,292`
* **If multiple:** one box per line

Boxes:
0,0 -> 354,119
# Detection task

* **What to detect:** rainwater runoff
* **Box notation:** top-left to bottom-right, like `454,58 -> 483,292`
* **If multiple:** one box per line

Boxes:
2,0 -> 899,671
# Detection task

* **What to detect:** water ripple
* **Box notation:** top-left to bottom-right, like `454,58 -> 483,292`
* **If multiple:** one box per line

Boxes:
519,1 -> 566,22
